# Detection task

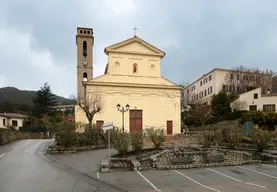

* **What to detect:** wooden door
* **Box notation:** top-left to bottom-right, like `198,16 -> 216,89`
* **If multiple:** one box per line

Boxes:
129,110 -> 143,132
96,120 -> 104,130
167,121 -> 173,135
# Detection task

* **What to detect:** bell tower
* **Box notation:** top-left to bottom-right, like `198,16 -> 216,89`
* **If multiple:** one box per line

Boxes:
76,27 -> 94,100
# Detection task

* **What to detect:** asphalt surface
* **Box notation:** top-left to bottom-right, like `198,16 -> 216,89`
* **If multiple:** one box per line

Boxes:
0,139 -> 125,192
99,165 -> 277,192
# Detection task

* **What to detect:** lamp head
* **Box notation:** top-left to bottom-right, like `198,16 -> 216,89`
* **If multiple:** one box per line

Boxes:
117,103 -> 120,111
126,104 -> 130,110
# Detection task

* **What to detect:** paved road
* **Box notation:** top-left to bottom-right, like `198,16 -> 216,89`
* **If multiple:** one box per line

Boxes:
0,139 -> 124,192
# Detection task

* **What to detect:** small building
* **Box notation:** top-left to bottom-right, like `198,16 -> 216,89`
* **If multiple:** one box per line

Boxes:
230,87 -> 277,112
0,113 -> 28,130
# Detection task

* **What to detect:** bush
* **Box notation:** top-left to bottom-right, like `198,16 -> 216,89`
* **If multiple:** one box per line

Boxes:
55,122 -> 77,148
241,111 -> 277,130
130,131 -> 145,153
110,128 -> 130,156
200,131 -> 215,148
224,125 -> 243,149
145,127 -> 165,149
252,128 -> 273,152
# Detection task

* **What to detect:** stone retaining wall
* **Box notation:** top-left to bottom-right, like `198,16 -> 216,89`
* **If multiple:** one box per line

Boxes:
0,128 -> 46,145
47,144 -> 107,154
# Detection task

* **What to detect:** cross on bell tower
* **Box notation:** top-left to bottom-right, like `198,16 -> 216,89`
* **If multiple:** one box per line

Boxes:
132,26 -> 138,36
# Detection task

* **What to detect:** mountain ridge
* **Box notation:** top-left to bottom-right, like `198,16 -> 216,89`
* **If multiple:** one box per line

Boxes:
0,86 -> 76,113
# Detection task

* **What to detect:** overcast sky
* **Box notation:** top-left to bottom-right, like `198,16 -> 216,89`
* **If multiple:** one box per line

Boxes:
1,0 -> 277,97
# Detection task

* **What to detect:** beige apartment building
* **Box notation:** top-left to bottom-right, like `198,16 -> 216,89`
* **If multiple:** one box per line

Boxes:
183,68 -> 272,105
183,68 -> 233,105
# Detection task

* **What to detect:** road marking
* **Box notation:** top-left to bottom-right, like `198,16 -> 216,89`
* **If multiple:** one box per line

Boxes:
97,172 -> 100,179
136,171 -> 162,192
207,168 -> 266,189
174,170 -> 221,192
0,153 -> 6,158
262,164 -> 277,169
236,166 -> 277,179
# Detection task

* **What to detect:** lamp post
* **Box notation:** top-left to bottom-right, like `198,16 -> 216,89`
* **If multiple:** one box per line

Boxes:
116,103 -> 130,132
82,77 -> 88,104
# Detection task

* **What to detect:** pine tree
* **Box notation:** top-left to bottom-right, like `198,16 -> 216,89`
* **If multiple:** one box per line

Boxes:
32,82 -> 57,117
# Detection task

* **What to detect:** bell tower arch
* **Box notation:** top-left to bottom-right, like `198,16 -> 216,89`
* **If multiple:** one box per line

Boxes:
76,27 -> 94,100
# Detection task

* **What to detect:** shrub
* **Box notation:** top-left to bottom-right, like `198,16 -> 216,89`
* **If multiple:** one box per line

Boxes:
224,125 -> 243,149
252,128 -> 273,152
200,131 -> 215,148
145,127 -> 165,149
241,111 -> 277,130
55,122 -> 77,148
130,131 -> 145,153
110,128 -> 130,156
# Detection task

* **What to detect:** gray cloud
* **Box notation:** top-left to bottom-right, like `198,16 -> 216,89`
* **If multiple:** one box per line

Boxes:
1,0 -> 277,97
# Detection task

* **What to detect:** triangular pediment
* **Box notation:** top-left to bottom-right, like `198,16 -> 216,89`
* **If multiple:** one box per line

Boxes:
104,36 -> 165,57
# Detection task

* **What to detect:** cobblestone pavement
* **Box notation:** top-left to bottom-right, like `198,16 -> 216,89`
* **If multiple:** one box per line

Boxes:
98,164 -> 277,192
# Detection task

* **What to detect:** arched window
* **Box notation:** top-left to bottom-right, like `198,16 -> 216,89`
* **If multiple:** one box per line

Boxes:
82,41 -> 87,57
150,64 -> 155,73
83,72 -> 87,79
133,63 -> 138,74
114,62 -> 120,73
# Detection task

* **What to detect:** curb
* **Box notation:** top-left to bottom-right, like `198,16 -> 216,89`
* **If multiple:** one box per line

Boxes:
35,140 -> 127,192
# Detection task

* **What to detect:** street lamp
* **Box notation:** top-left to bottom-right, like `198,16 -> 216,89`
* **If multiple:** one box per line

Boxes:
82,77 -> 87,104
117,103 -> 130,132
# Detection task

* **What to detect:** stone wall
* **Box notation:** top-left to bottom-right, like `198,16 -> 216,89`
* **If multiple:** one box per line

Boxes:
0,128 -> 46,145
47,144 -> 107,154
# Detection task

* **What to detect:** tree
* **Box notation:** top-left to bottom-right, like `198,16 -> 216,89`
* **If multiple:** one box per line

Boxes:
194,100 -> 212,126
224,66 -> 276,95
32,82 -> 57,117
211,92 -> 231,118
78,92 -> 104,128
231,100 -> 247,111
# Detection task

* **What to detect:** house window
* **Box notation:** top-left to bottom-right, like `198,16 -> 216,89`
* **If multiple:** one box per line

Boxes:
3,119 -> 6,125
209,75 -> 212,81
196,94 -> 198,100
210,86 -> 213,94
201,91 -> 203,97
254,93 -> 258,99
249,105 -> 257,111
263,104 -> 276,112
12,120 -> 18,127
187,89 -> 189,94
200,81 -> 202,86
237,74 -> 240,80
222,85 -> 227,92
133,63 -> 138,74
230,74 -> 234,79
204,89 -> 207,96
228,85 -> 233,92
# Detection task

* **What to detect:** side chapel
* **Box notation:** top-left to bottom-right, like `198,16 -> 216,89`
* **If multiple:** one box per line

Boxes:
75,27 -> 181,135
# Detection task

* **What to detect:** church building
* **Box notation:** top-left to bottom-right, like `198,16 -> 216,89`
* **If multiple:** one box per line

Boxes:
75,27 -> 181,135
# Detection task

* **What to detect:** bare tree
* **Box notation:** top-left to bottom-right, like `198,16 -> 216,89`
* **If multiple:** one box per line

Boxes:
78,92 -> 104,128
231,100 -> 247,111
224,66 -> 276,95
194,99 -> 211,126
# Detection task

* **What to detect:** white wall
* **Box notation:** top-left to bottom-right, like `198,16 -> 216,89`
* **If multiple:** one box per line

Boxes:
0,116 -> 24,130
230,87 -> 277,112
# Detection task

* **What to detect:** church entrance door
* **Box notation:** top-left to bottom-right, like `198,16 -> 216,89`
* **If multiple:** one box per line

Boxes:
129,110 -> 142,132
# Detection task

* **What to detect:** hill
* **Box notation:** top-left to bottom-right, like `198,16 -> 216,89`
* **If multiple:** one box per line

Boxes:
0,87 -> 76,113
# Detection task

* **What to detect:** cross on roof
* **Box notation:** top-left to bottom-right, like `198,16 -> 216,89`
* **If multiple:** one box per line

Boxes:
132,26 -> 138,36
